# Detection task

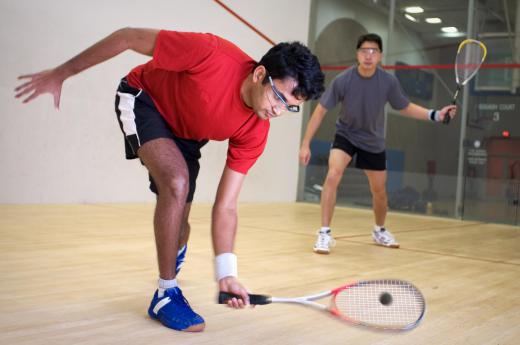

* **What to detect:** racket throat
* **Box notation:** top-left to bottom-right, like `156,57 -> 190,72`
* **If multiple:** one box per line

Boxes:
271,297 -> 328,310
452,85 -> 461,103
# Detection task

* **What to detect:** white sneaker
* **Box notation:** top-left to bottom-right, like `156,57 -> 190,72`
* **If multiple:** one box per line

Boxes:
372,228 -> 400,248
313,229 -> 336,254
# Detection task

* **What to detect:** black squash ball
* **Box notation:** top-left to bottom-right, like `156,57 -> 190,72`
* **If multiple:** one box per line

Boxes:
379,292 -> 393,306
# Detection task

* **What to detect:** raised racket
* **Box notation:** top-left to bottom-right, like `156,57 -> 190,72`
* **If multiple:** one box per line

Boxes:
444,39 -> 487,124
219,279 -> 425,331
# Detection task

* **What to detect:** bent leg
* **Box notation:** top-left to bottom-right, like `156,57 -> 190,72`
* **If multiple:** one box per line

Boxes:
139,138 -> 189,280
321,149 -> 352,227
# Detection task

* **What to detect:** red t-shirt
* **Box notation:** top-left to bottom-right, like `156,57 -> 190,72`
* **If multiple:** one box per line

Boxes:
126,30 -> 269,174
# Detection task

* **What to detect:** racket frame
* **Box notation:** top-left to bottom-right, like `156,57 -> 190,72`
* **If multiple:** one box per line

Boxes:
445,39 -> 487,124
330,281 -> 426,331
454,39 -> 487,86
219,280 -> 425,331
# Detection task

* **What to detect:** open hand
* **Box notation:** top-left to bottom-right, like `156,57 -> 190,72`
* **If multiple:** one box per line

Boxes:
15,69 -> 65,109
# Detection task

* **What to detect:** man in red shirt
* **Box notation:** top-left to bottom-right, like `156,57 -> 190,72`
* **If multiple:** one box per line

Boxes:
15,28 -> 324,332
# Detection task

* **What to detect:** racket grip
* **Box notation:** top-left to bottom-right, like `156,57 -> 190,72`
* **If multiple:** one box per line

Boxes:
443,100 -> 455,124
445,88 -> 459,124
443,104 -> 454,124
218,292 -> 271,305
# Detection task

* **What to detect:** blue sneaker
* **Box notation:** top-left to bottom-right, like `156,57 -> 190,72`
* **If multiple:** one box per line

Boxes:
175,245 -> 187,275
148,287 -> 205,332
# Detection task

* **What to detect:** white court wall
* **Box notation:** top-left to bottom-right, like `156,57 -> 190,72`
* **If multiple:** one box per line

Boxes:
0,0 -> 312,203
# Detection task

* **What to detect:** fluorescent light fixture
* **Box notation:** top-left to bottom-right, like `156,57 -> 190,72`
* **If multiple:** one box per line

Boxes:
426,17 -> 442,24
405,6 -> 424,14
440,31 -> 465,38
441,26 -> 458,33
405,14 -> 419,22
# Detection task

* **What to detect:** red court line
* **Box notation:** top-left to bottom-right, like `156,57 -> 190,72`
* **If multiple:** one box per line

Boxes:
214,0 -> 276,46
323,63 -> 520,71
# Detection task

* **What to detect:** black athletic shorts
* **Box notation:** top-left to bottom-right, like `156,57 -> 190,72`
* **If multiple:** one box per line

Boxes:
114,78 -> 208,202
331,134 -> 386,171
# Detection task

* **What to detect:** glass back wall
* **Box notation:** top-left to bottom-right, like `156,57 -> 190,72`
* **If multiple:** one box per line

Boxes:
300,0 -> 519,225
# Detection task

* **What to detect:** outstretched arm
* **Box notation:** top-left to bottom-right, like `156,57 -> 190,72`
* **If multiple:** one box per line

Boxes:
14,27 -> 159,108
299,103 -> 328,165
212,166 -> 250,309
399,102 -> 457,122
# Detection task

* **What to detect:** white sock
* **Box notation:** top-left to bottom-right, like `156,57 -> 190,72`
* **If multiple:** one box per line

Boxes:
158,278 -> 178,297
374,225 -> 385,232
320,227 -> 331,234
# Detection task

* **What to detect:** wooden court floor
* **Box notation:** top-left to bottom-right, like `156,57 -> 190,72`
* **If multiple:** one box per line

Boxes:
1,203 -> 519,345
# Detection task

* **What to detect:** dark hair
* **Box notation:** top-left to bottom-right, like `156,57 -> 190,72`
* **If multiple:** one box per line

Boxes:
256,42 -> 325,100
356,33 -> 383,52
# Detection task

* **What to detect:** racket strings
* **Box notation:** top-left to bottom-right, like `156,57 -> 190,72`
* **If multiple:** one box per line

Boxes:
455,42 -> 486,85
333,279 -> 425,330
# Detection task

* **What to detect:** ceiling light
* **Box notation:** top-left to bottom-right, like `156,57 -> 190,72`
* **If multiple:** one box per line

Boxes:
425,17 -> 442,24
405,6 -> 424,14
441,26 -> 458,33
405,14 -> 419,22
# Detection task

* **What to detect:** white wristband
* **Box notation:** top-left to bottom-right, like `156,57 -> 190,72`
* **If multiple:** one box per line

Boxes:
428,109 -> 441,122
214,253 -> 238,281
434,110 -> 441,122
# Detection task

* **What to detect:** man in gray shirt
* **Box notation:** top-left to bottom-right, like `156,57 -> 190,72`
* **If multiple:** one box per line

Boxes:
299,33 -> 456,253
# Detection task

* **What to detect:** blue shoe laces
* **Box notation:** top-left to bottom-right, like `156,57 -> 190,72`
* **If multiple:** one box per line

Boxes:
164,287 -> 201,319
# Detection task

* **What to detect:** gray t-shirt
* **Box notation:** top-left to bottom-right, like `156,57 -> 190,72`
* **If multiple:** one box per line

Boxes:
320,66 -> 410,153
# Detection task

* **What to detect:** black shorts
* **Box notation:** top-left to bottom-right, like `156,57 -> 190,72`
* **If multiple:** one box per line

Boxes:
114,78 -> 208,202
331,134 -> 386,171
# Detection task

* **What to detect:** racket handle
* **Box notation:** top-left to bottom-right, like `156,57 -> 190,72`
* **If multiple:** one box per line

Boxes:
443,112 -> 452,124
445,87 -> 460,124
443,98 -> 455,124
218,292 -> 271,305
